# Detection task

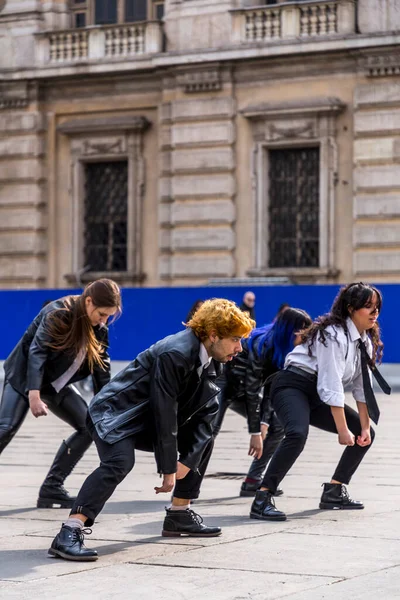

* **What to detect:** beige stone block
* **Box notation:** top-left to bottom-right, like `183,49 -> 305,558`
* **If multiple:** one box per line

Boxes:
172,174 -> 235,197
159,202 -> 172,225
355,194 -> 400,217
354,138 -> 396,162
159,177 -> 172,199
0,207 -> 45,229
354,165 -> 400,190
172,148 -> 234,172
171,200 -> 235,224
171,226 -> 235,251
171,98 -> 234,121
167,254 -> 235,278
0,231 -> 46,254
355,223 -> 400,246
355,110 -> 400,135
355,83 -> 400,107
159,229 -> 172,251
0,183 -> 43,206
0,256 -> 45,279
0,136 -> 44,157
171,122 -> 234,147
0,159 -> 43,181
355,251 -> 400,274
0,113 -> 43,134
357,0 -> 388,33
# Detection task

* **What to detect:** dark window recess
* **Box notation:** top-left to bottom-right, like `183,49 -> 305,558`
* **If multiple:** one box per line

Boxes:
84,161 -> 128,272
155,2 -> 164,20
125,0 -> 147,21
95,0 -> 117,24
268,147 -> 320,268
73,0 -> 86,3
75,12 -> 86,27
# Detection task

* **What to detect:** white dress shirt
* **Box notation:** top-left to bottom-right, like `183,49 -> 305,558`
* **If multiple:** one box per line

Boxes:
197,342 -> 211,377
285,317 -> 373,408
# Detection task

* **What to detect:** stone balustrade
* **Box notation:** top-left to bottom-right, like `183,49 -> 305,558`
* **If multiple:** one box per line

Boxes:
232,0 -> 356,43
36,21 -> 163,64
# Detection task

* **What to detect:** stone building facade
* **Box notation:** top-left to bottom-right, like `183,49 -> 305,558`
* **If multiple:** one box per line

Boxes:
1,0 -> 400,288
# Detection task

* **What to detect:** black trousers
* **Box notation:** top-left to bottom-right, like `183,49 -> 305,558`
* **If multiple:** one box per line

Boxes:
261,371 -> 375,493
0,380 -> 92,477
71,418 -> 214,527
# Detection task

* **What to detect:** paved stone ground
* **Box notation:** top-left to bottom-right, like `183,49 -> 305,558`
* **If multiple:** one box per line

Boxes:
0,389 -> 399,599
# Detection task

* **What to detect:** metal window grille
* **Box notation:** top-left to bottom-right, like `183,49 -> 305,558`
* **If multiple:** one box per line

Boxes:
268,147 -> 319,268
83,161 -> 128,272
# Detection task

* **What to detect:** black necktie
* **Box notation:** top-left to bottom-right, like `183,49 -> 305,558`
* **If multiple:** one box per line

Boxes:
358,340 -> 391,425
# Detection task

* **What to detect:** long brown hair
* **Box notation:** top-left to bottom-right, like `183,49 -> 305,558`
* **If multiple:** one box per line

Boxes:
44,279 -> 122,371
300,282 -> 383,365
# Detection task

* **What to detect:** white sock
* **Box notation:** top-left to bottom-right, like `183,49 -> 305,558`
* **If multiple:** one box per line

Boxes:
64,517 -> 84,529
169,503 -> 190,511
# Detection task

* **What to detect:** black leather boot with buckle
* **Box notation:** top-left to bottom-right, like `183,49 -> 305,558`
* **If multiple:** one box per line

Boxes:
162,508 -> 222,537
250,490 -> 287,521
319,483 -> 364,510
48,525 -> 98,561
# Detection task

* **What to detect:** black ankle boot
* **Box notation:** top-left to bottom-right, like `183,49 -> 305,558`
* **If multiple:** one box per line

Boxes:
250,490 -> 287,521
240,481 -> 284,498
162,508 -> 222,537
37,483 -> 76,509
319,483 -> 364,510
37,435 -> 92,509
48,525 -> 98,561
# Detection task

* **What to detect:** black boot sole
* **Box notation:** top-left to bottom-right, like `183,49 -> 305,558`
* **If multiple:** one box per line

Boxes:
37,498 -> 75,509
319,502 -> 364,510
48,547 -> 98,561
162,530 -> 222,538
250,511 -> 287,521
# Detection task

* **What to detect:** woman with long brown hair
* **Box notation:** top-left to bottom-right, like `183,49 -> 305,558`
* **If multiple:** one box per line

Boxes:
0,278 -> 122,509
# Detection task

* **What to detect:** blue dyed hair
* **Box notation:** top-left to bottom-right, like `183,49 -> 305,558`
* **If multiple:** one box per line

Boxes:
246,307 -> 312,369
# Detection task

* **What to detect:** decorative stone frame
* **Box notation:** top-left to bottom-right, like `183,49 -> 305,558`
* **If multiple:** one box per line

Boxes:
58,115 -> 150,284
241,97 -> 345,281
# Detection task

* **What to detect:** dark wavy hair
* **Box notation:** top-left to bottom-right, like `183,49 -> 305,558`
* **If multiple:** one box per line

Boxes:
44,279 -> 122,372
247,308 -> 312,369
300,282 -> 383,365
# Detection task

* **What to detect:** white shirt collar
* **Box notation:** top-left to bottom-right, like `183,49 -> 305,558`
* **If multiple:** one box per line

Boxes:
198,342 -> 211,375
346,317 -> 368,343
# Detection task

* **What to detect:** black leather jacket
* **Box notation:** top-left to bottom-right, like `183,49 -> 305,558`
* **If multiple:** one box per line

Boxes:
223,339 -> 278,433
89,328 -> 222,475
3,297 -> 111,397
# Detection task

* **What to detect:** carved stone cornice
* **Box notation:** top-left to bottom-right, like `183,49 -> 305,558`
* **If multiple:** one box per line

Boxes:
241,97 -> 346,120
58,116 -> 151,135
176,67 -> 222,94
0,82 -> 29,110
365,54 -> 400,77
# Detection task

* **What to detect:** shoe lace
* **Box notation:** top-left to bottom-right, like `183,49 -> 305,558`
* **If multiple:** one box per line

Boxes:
341,485 -> 350,501
72,527 -> 92,544
187,509 -> 203,526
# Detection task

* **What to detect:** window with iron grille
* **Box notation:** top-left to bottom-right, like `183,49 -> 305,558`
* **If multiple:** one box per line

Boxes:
83,161 -> 128,272
268,147 -> 320,268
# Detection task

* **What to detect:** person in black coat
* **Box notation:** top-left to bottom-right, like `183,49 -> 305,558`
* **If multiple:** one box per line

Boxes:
0,279 -> 121,508
213,308 -> 312,495
49,298 -> 255,562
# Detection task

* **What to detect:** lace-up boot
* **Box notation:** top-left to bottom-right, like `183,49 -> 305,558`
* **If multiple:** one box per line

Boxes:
319,483 -> 364,510
48,525 -> 98,561
250,490 -> 287,521
162,508 -> 222,537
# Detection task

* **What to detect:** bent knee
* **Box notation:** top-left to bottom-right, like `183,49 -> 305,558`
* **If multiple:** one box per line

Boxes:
286,428 -> 308,449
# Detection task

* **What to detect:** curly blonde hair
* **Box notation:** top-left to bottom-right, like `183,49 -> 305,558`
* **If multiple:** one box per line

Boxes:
186,298 -> 255,340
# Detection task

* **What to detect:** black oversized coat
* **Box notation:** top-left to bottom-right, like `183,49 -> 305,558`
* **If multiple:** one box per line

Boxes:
89,328 -> 222,475
3,297 -> 111,397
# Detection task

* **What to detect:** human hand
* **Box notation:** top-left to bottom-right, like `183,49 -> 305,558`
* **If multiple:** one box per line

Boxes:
338,429 -> 355,446
356,428 -> 372,447
260,423 -> 269,441
154,473 -> 176,494
248,434 -> 263,459
28,390 -> 48,418
176,462 -> 191,480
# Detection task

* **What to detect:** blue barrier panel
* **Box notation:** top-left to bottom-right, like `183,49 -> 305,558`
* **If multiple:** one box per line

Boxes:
0,284 -> 397,362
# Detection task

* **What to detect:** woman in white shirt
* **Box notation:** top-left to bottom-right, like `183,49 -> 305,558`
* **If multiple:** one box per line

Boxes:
250,282 -> 386,522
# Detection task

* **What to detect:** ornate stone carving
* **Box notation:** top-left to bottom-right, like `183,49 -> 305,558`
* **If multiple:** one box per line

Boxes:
176,69 -> 222,94
365,54 -> 400,77
267,122 -> 316,141
0,82 -> 29,110
82,138 -> 125,156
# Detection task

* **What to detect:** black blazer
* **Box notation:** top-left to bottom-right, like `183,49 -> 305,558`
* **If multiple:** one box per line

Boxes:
89,328 -> 222,475
3,297 -> 111,397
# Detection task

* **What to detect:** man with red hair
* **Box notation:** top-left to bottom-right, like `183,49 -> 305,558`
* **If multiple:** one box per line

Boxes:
49,298 -> 254,561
